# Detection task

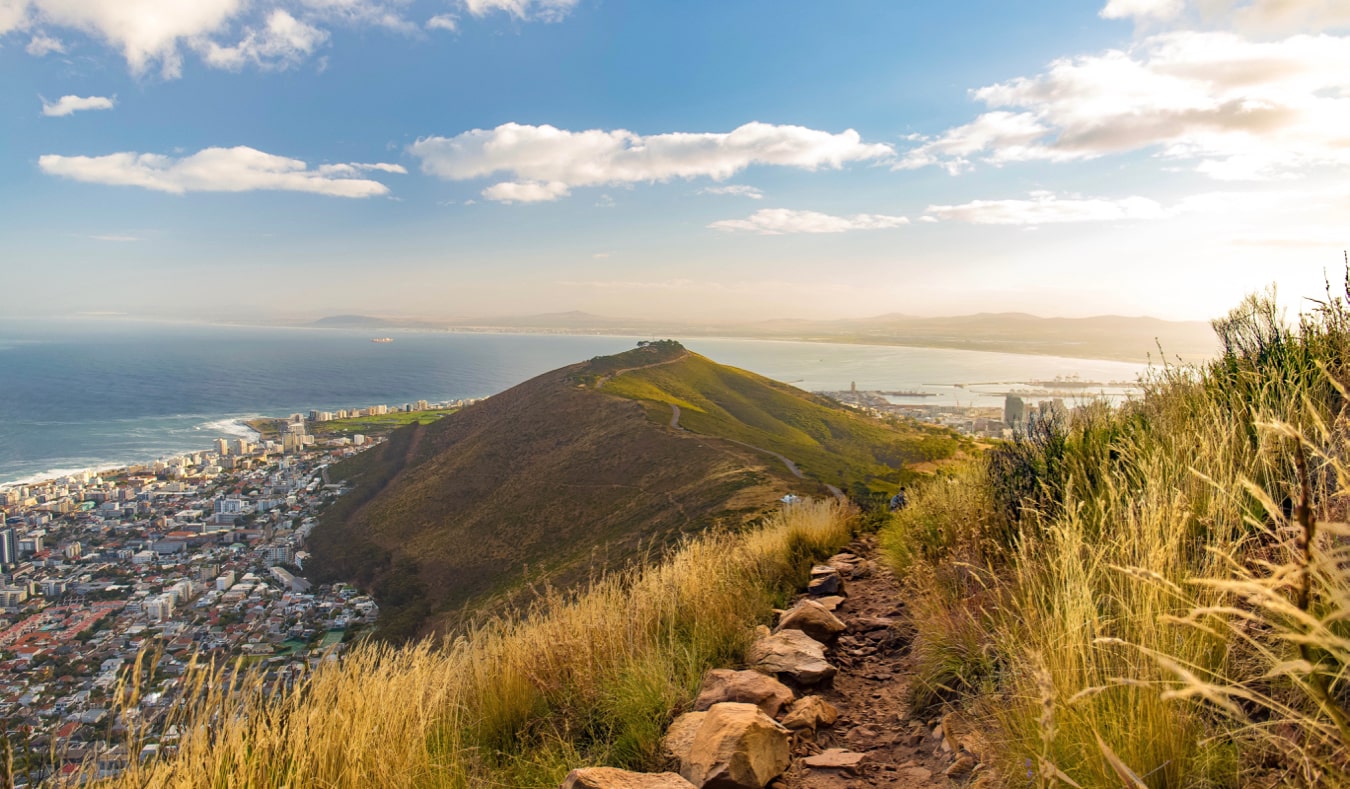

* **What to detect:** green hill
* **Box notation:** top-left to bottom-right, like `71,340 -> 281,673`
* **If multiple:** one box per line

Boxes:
307,341 -> 957,640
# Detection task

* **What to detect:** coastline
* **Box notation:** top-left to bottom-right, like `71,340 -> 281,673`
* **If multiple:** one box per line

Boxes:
0,417 -> 263,489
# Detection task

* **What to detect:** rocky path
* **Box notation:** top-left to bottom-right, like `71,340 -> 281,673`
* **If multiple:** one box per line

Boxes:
773,534 -> 981,789
561,532 -> 990,789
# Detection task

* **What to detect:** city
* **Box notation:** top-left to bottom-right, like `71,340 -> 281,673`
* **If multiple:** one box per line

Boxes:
0,398 -> 473,784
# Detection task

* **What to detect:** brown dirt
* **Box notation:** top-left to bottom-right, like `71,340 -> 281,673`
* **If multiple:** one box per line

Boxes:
774,534 -> 991,789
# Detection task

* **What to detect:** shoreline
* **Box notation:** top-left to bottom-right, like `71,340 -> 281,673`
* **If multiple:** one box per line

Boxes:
0,417 -> 264,490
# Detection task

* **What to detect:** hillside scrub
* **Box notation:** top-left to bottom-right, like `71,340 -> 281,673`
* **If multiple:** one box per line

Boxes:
881,286 -> 1350,787
87,500 -> 852,788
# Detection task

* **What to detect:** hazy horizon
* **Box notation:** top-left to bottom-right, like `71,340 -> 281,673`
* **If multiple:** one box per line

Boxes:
3,1 -> 1347,322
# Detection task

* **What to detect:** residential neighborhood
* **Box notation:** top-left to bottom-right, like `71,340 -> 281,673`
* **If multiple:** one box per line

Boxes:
0,401 -> 470,785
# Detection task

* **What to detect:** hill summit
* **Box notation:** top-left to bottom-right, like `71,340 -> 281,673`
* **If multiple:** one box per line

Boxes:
308,341 -> 958,640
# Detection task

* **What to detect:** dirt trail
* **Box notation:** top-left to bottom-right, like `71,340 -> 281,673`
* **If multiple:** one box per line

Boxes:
777,534 -> 981,789
594,351 -> 691,388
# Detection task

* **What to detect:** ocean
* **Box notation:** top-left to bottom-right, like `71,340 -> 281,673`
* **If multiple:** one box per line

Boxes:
0,319 -> 1150,486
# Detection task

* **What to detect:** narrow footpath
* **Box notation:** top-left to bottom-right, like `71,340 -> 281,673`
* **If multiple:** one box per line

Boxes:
561,531 -> 994,789
774,534 -> 986,789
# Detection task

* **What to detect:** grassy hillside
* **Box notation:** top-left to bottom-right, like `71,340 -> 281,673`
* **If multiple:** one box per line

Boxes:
308,341 -> 952,640
880,287 -> 1350,787
602,350 -> 959,496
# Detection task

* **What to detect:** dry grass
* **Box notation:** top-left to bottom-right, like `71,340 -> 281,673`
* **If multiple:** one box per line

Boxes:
85,499 -> 852,788
881,286 -> 1350,787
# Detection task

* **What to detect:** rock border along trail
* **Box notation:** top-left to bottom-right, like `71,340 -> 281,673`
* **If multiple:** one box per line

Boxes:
560,531 -> 993,789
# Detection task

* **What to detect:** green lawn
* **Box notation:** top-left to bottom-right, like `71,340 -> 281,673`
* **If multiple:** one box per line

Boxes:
312,409 -> 457,436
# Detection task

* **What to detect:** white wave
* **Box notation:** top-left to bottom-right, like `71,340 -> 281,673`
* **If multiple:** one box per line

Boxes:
195,416 -> 262,441
2,463 -> 132,489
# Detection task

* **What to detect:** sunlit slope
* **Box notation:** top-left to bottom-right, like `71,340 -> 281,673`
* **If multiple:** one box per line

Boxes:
308,342 -> 958,640
602,350 -> 958,494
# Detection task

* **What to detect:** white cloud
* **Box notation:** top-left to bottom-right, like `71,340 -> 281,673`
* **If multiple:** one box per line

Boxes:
462,0 -> 579,22
90,234 -> 140,242
481,180 -> 570,203
412,122 -> 893,202
2,0 -> 417,77
900,30 -> 1350,180
700,184 -> 764,199
25,31 -> 62,54
1100,0 -> 1183,20
1102,0 -> 1350,33
1,0 -> 247,77
196,10 -> 327,71
927,191 -> 1169,225
709,208 -> 909,235
426,14 -> 457,31
39,146 -> 400,198
316,162 -> 408,175
41,94 -> 114,117
296,0 -> 416,34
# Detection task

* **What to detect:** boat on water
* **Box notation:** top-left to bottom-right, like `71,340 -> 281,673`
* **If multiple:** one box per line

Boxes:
371,337 -> 394,343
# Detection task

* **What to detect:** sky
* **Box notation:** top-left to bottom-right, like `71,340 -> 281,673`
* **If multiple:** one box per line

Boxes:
1,0 -> 1347,323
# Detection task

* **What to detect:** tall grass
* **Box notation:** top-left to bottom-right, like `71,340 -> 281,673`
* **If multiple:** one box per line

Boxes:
882,285 -> 1350,787
86,500 -> 852,788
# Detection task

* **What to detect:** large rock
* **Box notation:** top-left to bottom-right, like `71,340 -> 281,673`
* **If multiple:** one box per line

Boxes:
560,768 -> 697,789
747,629 -> 837,685
774,599 -> 846,643
693,669 -> 795,717
678,702 -> 791,789
662,711 -> 707,765
779,695 -> 839,731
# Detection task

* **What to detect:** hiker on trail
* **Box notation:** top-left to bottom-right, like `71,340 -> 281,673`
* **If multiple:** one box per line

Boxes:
888,487 -> 908,511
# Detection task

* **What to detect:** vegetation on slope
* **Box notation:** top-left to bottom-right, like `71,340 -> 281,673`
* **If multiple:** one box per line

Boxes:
308,342 -> 936,640
93,501 -> 853,788
880,286 -> 1350,787
602,349 -> 961,496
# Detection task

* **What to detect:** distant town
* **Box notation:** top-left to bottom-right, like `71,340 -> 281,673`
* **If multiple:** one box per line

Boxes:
0,396 -> 479,784
821,383 -> 1072,439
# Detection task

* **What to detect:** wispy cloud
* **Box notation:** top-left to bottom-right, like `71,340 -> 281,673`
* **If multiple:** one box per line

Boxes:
40,146 -> 402,197
41,94 -> 115,117
90,234 -> 141,242
461,0 -> 580,23
411,122 -> 893,203
25,32 -> 64,55
426,14 -> 458,31
700,184 -> 764,199
927,191 -> 1168,225
710,208 -> 909,235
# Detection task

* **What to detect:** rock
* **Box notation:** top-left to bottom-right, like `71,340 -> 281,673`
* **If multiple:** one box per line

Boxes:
813,595 -> 846,611
801,748 -> 866,771
779,695 -> 839,730
774,599 -> 846,643
945,756 -> 977,778
809,564 -> 838,578
806,574 -> 843,596
747,629 -> 837,685
662,712 -> 707,765
898,766 -> 933,782
825,553 -> 858,565
679,702 -> 790,789
849,616 -> 894,633
560,767 -> 696,789
694,669 -> 796,717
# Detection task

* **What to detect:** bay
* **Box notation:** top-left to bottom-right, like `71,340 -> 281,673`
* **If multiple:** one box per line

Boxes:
0,319 -> 1150,486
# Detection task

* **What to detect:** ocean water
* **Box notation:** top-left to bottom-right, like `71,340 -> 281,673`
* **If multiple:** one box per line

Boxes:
0,319 -> 1150,486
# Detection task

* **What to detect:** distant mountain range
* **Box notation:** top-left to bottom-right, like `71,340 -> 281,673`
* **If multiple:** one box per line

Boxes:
306,341 -> 959,641
303,310 -> 1216,363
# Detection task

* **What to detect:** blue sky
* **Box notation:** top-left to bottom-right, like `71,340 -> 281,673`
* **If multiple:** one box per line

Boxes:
1,0 -> 1347,322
